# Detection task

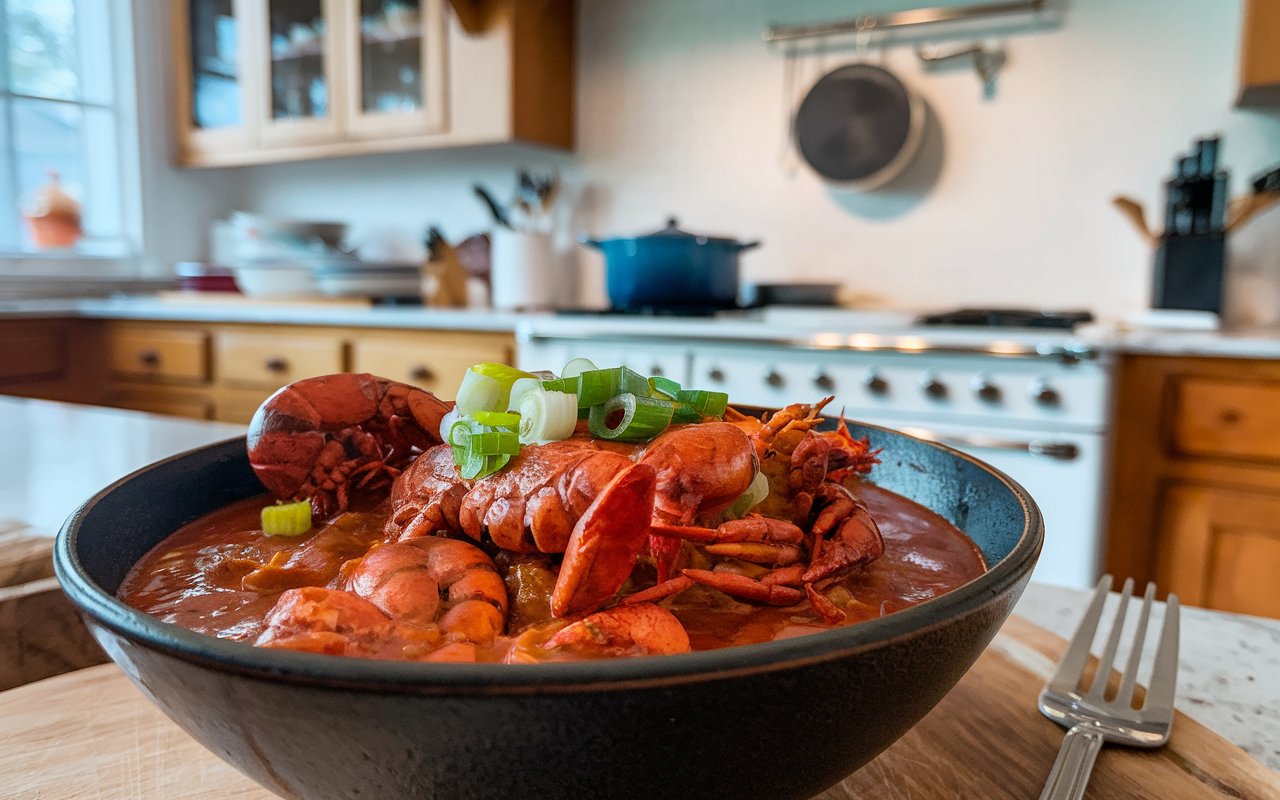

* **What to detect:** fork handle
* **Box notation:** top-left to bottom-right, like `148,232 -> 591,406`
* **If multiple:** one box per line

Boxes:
1039,724 -> 1105,800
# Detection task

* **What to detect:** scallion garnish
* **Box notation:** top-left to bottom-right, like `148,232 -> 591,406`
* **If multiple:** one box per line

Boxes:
472,410 -> 521,429
676,389 -> 729,418
588,392 -> 675,441
576,366 -> 650,408
261,500 -> 312,536
648,375 -> 682,400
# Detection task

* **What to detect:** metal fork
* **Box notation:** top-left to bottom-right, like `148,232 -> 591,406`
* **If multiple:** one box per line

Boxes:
1037,575 -> 1181,800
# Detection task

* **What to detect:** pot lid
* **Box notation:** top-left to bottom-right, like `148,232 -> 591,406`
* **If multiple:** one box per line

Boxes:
639,217 -> 749,246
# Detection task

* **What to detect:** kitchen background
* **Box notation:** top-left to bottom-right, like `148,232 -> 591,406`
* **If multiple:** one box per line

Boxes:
2,1 -> 1280,618
8,0 -> 1277,322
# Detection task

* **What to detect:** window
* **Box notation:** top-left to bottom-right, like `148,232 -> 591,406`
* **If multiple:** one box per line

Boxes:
0,0 -> 129,257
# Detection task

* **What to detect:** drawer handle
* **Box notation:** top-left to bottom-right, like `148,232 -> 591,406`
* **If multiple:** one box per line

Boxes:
409,365 -> 435,382
264,356 -> 289,374
138,349 -> 161,368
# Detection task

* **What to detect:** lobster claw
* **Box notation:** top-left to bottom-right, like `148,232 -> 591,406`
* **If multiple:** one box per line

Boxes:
550,463 -> 657,618
802,483 -> 884,584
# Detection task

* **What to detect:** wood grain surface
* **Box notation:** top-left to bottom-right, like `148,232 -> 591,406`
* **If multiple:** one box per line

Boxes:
0,615 -> 1275,800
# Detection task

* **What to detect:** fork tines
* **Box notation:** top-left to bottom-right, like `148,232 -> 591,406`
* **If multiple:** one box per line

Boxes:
1048,574 -> 1181,717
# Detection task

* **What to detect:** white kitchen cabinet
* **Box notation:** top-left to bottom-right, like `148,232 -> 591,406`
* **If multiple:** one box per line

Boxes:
171,0 -> 572,166
517,339 -> 690,385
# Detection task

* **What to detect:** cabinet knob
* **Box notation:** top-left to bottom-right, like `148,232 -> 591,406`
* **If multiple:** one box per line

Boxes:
707,367 -> 725,383
864,371 -> 889,396
813,372 -> 835,392
972,376 -> 1002,403
137,349 -> 161,368
649,364 -> 664,377
921,372 -> 948,400
1030,379 -> 1061,407
409,365 -> 434,382
264,356 -> 289,374
764,370 -> 785,389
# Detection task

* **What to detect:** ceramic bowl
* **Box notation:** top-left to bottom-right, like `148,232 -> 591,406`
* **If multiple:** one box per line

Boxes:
55,421 -> 1041,800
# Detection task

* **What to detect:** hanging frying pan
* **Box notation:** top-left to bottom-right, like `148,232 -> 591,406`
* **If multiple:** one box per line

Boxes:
794,63 -> 924,191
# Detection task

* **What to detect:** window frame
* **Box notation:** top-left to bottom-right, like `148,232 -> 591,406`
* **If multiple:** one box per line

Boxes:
0,0 -> 143,276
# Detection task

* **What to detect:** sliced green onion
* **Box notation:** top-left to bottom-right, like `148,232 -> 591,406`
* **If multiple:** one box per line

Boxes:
455,370 -> 502,415
724,471 -> 769,520
261,500 -> 312,536
576,367 -> 650,408
648,375 -> 682,400
560,357 -> 598,379
473,410 -> 520,429
676,389 -> 729,418
541,376 -> 579,394
506,377 -> 544,412
456,363 -> 534,414
460,450 -> 511,480
588,393 -> 674,441
469,430 -> 520,455
670,403 -> 703,424
437,407 -> 460,441
516,387 -> 578,444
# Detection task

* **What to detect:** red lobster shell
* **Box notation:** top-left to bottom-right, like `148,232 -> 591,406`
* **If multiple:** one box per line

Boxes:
247,373 -> 450,518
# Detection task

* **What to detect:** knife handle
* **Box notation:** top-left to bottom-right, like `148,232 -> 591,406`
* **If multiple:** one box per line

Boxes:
1039,724 -> 1105,800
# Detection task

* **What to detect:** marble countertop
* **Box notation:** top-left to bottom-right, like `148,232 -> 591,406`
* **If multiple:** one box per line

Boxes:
0,396 -> 1274,770
4,296 -> 1280,359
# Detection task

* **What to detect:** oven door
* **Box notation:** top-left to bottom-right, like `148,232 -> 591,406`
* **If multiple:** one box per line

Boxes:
856,416 -> 1106,590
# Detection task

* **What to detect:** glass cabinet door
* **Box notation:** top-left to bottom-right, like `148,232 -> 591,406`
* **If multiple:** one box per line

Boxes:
179,0 -> 258,156
260,0 -> 342,145
345,0 -> 446,138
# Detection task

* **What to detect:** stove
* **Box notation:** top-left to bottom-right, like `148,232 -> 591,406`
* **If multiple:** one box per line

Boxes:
519,318 -> 1112,590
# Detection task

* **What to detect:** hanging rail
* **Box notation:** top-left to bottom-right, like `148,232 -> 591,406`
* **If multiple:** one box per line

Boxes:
762,0 -> 1047,43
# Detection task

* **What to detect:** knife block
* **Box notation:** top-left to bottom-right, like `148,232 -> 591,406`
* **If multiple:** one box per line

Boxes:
1151,233 -> 1225,314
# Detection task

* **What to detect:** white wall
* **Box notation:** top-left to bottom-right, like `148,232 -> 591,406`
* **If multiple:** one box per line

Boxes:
235,0 -> 1280,322
576,0 -> 1280,321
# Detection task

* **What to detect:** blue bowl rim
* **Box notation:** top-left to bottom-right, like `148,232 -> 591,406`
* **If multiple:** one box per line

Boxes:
55,420 -> 1043,694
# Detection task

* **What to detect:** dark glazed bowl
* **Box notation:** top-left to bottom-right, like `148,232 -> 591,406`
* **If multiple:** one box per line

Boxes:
55,421 -> 1041,800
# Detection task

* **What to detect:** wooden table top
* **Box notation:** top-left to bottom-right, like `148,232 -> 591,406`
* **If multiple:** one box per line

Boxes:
2,615 -> 1276,799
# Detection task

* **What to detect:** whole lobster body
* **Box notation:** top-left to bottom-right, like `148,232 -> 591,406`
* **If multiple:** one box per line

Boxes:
247,373 -> 450,518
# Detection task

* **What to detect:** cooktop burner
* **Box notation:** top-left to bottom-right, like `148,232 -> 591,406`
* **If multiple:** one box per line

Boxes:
917,308 -> 1094,330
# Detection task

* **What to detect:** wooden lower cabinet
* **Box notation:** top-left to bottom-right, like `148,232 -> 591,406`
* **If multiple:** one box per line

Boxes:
350,330 -> 513,399
1106,354 -> 1280,619
1156,484 -> 1280,617
75,321 -> 515,425
0,318 -> 105,403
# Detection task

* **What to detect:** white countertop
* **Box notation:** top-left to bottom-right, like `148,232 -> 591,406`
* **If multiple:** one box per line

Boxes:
5,296 -> 1280,359
0,396 -> 243,537
0,396 -> 1274,769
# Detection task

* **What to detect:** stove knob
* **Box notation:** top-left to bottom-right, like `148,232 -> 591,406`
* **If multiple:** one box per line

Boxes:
921,372 -> 948,400
1030,379 -> 1061,407
864,371 -> 889,396
707,367 -> 725,383
972,376 -> 1002,404
649,364 -> 664,377
765,369 -> 785,389
813,372 -> 835,392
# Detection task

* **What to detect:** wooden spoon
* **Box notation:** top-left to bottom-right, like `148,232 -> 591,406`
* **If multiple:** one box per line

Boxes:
1226,191 -> 1280,233
1111,195 -> 1158,246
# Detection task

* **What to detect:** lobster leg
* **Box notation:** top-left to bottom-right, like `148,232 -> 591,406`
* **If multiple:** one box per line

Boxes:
652,516 -> 806,566
550,463 -> 657,618
617,575 -> 696,606
682,569 -> 805,606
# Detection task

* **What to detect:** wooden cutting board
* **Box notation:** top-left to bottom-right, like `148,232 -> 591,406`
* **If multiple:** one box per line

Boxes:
1,615 -> 1275,799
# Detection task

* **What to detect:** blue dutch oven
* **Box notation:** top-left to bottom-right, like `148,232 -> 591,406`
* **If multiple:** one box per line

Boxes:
581,218 -> 760,311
